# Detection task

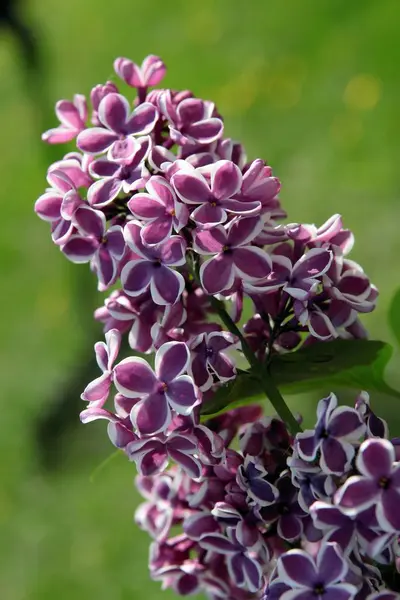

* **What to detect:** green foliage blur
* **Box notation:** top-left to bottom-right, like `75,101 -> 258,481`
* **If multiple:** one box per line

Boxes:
1,0 -> 399,598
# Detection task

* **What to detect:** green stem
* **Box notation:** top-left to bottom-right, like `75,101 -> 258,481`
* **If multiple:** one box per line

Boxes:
209,297 -> 301,435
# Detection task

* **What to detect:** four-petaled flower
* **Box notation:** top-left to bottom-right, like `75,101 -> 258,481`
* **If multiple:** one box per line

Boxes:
335,438 -> 400,532
81,328 -> 121,407
62,205 -> 125,288
77,93 -> 158,161
113,341 -> 200,435
42,94 -> 87,144
189,331 -> 237,390
193,216 -> 272,294
114,55 -> 166,89
128,175 -> 189,245
296,393 -> 366,475
172,160 -> 260,227
121,221 -> 186,305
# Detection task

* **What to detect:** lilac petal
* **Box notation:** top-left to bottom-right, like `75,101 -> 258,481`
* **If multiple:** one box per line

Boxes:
158,236 -> 187,266
198,533 -> 237,554
172,171 -> 211,204
42,126 -> 78,144
177,98 -> 205,123
80,407 -> 118,424
113,356 -> 157,397
128,194 -> 165,219
121,260 -> 153,296
211,160 -> 242,200
108,136 -> 139,162
141,54 -> 166,86
73,205 -> 105,238
35,193 -> 62,221
317,543 -> 348,585
52,218 -> 74,245
98,93 -> 129,133
123,221 -> 151,258
147,176 -> 175,208
227,216 -> 263,246
279,550 -> 316,586
357,438 -> 395,479
320,437 -> 354,475
151,267 -> 185,305
167,376 -> 199,415
60,190 -> 82,220
281,592 -> 311,600
335,476 -> 378,515
296,430 -> 319,461
329,407 -> 365,439
378,488 -> 400,531
105,329 -> 121,367
324,524 -> 356,553
141,219 -> 172,246
155,341 -> 189,381
81,372 -> 112,404
132,393 -> 171,436
168,450 -> 202,479
62,235 -> 98,263
94,248 -> 116,288
222,198 -> 261,216
190,354 -> 212,390
88,178 -> 123,208
323,585 -> 358,600
209,353 -> 236,381
200,255 -> 235,295
55,99 -> 83,129
293,248 -> 333,279
183,513 -> 219,539
193,227 -> 227,254
90,158 -> 120,178
234,247 -> 272,280
187,118 -> 224,144
77,127 -> 118,154
278,514 -> 303,542
125,102 -> 158,135
136,450 -> 169,477
106,226 -> 125,260
248,478 -> 278,505
191,202 -> 227,226
208,332 -> 236,352
167,435 -> 197,453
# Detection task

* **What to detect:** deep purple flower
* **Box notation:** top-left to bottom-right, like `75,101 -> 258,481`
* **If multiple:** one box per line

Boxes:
88,136 -> 150,208
355,391 -> 389,439
296,393 -> 366,475
127,432 -> 202,478
77,93 -> 158,161
121,221 -> 186,305
259,474 -> 306,542
199,527 -> 265,593
193,216 -> 272,294
245,247 -> 332,301
81,329 -> 121,407
274,542 -> 357,600
62,205 -> 125,288
172,160 -> 260,227
236,456 -> 278,506
42,94 -> 87,143
189,331 -> 237,390
159,91 -> 223,145
128,175 -> 189,245
34,164 -> 88,245
335,438 -> 400,532
114,55 -> 166,89
114,341 -> 200,435
310,501 -> 380,556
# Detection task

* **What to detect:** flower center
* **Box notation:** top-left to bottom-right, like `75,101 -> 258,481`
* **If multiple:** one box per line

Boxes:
170,209 -> 176,217
313,583 -> 325,595
159,382 -> 168,393
222,245 -> 232,254
379,476 -> 390,489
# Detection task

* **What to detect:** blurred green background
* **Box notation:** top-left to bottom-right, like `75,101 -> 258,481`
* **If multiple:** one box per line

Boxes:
1,0 -> 399,598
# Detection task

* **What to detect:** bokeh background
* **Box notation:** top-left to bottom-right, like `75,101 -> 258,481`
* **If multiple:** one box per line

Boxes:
1,0 -> 400,598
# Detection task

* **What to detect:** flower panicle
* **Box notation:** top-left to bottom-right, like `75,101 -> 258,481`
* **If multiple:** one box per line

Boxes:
34,54 -> 398,599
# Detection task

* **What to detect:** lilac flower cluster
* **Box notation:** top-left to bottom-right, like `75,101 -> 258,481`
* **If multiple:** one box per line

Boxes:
34,54 -> 400,598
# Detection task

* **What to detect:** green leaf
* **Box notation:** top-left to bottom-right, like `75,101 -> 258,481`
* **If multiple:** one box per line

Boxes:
388,287 -> 400,348
200,339 -> 400,418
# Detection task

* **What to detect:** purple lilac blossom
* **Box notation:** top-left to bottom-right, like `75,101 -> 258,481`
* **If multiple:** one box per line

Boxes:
34,53 -> 391,599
